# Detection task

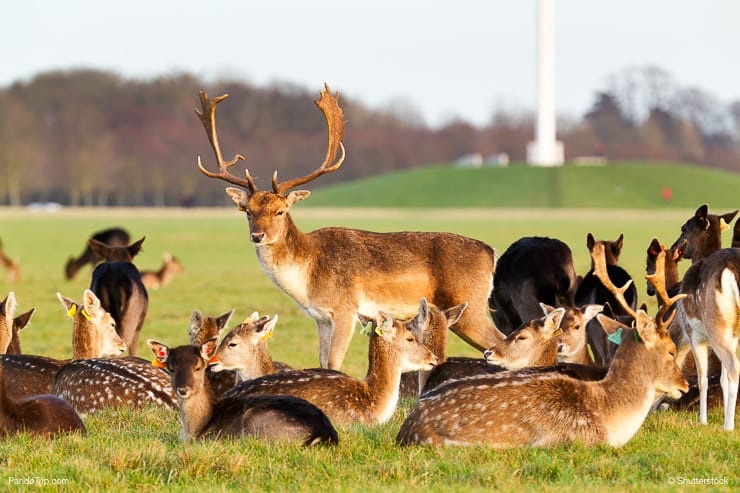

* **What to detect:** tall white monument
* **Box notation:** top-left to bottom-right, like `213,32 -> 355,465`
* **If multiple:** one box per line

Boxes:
527,0 -> 564,166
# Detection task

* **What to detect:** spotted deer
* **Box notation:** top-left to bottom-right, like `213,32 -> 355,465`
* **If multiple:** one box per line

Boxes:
221,309 -> 437,426
195,84 -> 502,370
0,289 -> 126,400
397,245 -> 688,447
0,292 -> 36,354
148,339 -> 338,446
0,363 -> 86,437
89,236 -> 148,356
670,204 -> 738,263
545,303 -> 603,366
209,312 -> 293,382
0,239 -> 20,282
141,252 -> 184,289
65,227 -> 130,280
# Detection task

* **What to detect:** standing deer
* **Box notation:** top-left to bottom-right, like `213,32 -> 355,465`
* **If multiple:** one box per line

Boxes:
0,290 -> 127,400
148,339 -> 338,445
65,227 -> 130,280
489,236 -> 577,335
670,204 -> 738,263
89,236 -> 148,356
195,84 -> 502,369
0,239 -> 20,282
218,309 -> 438,426
0,292 -> 35,354
0,363 -> 86,437
397,245 -> 688,447
140,252 -> 184,289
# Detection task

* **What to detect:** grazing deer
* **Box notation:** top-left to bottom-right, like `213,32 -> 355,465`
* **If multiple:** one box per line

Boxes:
209,312 -> 293,382
195,85 -> 502,369
89,236 -> 148,356
65,227 -> 130,280
0,292 -> 36,355
397,245 -> 688,447
0,363 -> 86,437
670,204 -> 738,263
0,290 -> 127,400
0,239 -> 20,282
140,252 -> 184,289
220,309 -> 438,426
148,339 -> 338,446
489,236 -> 577,335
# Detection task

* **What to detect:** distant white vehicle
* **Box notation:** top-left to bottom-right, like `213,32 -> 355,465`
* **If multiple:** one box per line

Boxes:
454,153 -> 483,167
27,202 -> 62,212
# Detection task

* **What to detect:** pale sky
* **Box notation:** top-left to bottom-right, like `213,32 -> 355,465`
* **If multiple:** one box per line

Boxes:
3,0 -> 739,127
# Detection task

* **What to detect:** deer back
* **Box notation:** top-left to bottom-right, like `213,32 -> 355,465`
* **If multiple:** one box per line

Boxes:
671,204 -> 738,263
490,236 -> 577,334
65,227 -> 130,279
0,292 -> 35,355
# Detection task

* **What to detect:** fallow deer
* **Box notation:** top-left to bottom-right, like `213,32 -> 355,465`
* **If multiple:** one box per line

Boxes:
670,204 -> 738,263
0,292 -> 35,355
65,226 -> 130,280
0,363 -> 86,437
188,309 -> 239,397
646,238 -> 684,301
0,239 -> 20,282
209,312 -> 293,382
148,339 -> 338,446
489,236 -> 577,335
546,304 -> 603,366
218,309 -> 438,426
484,308 -> 566,369
0,290 -> 127,400
397,245 -> 688,447
89,236 -> 148,356
140,252 -> 184,289
195,84 -> 502,369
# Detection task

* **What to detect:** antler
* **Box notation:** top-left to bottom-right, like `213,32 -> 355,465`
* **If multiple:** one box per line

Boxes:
591,242 -> 638,320
271,83 -> 346,194
644,245 -> 687,331
195,90 -> 257,194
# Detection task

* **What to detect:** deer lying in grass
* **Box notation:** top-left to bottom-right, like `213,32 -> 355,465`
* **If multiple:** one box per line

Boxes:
0,239 -> 20,282
218,307 -> 437,426
397,244 -> 688,447
89,237 -> 148,356
195,84 -> 502,369
188,309 -> 238,398
0,363 -> 86,437
0,292 -> 35,355
209,312 -> 293,383
148,339 -> 338,446
0,290 -> 126,400
65,227 -> 130,280
141,252 -> 184,289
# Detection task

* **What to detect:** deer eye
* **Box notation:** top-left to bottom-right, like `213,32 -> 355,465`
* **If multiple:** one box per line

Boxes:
228,342 -> 237,348
406,336 -> 414,342
276,210 -> 285,216
515,334 -> 528,342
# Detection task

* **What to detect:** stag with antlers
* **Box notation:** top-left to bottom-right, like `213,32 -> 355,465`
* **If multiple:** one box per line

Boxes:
195,84 -> 504,369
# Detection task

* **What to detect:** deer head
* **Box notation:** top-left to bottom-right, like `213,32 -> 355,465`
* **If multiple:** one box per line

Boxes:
210,312 -> 279,381
0,292 -> 35,354
670,204 -> 738,262
187,309 -> 234,346
195,84 -> 345,246
587,233 -> 624,267
89,237 -> 145,262
57,289 -> 127,358
645,238 -> 684,298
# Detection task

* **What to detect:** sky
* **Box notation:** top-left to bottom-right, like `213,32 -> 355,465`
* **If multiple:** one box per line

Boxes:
3,0 -> 740,127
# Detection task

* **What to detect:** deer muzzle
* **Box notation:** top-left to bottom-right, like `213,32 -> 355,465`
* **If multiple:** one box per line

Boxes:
250,232 -> 266,244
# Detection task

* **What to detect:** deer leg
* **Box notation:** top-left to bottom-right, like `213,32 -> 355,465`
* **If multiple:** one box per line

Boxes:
325,311 -> 356,370
316,318 -> 333,369
449,304 -> 505,352
712,342 -> 739,431
690,342 -> 710,425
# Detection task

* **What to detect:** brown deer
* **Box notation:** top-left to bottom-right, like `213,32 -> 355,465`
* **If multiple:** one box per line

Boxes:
147,339 -> 338,446
547,304 -> 603,366
733,218 -> 740,248
0,239 -> 20,282
646,238 -> 684,301
670,204 -> 738,263
0,289 -> 127,400
0,292 -> 35,354
209,312 -> 293,382
397,244 -> 688,447
65,227 -> 130,280
219,309 -> 438,426
89,236 -> 148,356
140,252 -> 184,289
0,363 -> 86,437
188,308 -> 238,398
484,308 -> 566,369
194,84 -> 502,369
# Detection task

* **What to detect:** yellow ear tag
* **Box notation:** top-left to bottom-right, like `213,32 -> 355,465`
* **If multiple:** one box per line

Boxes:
66,305 -> 77,318
80,308 -> 91,321
552,327 -> 563,338
262,330 -> 273,340
152,358 -> 166,368
720,218 -> 729,232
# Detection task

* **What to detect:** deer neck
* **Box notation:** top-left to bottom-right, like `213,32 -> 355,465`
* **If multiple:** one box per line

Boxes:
363,337 -> 403,423
533,339 -> 560,367
236,345 -> 275,382
179,378 -> 215,441
71,321 -> 98,359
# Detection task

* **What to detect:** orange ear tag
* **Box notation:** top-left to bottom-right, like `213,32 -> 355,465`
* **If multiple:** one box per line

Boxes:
208,355 -> 220,364
152,358 -> 166,368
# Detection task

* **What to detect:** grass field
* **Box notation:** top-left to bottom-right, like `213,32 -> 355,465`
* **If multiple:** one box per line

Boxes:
0,206 -> 738,492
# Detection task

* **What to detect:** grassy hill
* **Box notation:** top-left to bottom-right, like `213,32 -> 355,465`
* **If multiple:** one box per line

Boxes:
306,161 -> 740,209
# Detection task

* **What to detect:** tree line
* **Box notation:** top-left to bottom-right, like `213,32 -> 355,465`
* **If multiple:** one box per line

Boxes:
0,65 -> 738,206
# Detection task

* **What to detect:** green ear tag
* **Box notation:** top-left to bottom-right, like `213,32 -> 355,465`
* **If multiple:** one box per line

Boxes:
607,327 -> 624,346
359,322 -> 372,336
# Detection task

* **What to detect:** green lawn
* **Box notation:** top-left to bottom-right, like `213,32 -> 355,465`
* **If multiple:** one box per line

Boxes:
0,206 -> 738,492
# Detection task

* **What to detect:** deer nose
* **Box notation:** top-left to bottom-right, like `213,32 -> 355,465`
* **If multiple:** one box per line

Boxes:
251,232 -> 265,243
483,348 -> 494,360
176,387 -> 189,398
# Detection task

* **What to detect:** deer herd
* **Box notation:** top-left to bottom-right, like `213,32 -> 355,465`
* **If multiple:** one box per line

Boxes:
0,85 -> 738,451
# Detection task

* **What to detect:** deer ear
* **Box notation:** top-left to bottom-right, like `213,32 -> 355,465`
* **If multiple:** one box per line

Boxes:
14,307 -> 36,330
257,315 -> 278,340
444,302 -> 468,327
539,302 -> 555,315
225,187 -> 248,211
586,233 -> 595,250
614,233 -> 624,252
544,308 -> 566,337
1,291 -> 17,317
82,289 -> 102,317
147,339 -> 169,364
648,237 -> 661,255
582,304 -> 603,323
201,337 -> 218,360
216,309 -> 235,332
189,310 -> 204,339
286,190 -> 310,207
634,311 -> 658,346
375,311 -> 395,338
